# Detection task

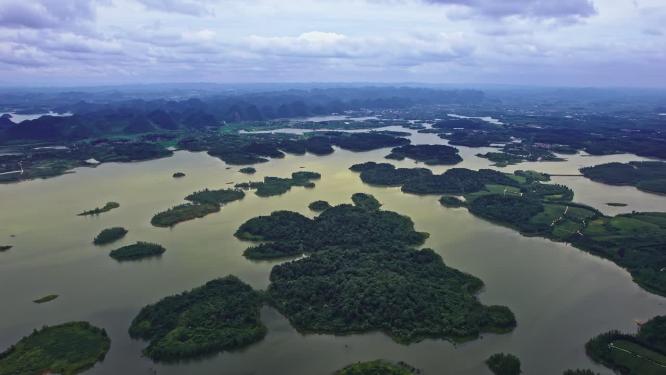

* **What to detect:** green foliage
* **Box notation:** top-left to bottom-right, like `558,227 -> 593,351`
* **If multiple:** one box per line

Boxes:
581,161 -> 666,194
386,144 -> 462,165
185,188 -> 245,205
268,245 -> 515,343
172,172 -> 186,178
563,370 -> 599,375
235,171 -> 320,197
351,192 -> 381,210
93,227 -> 128,245
308,200 -> 332,211
469,195 -> 547,233
129,276 -> 266,361
239,167 -> 256,174
151,203 -> 220,227
440,196 -> 465,208
33,295 -> 58,304
77,202 -> 119,216
243,241 -> 305,260
336,360 -> 416,375
585,327 -> 666,375
109,241 -> 165,261
0,321 -> 110,375
0,245 -> 12,252
485,353 -> 522,375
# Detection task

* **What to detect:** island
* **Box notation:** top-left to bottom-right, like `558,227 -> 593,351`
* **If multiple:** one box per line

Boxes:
336,360 -> 419,374
236,194 -> 515,343
0,245 -> 11,252
485,353 -> 522,375
563,370 -> 599,375
235,171 -> 320,197
33,294 -> 59,304
386,144 -> 462,165
581,161 -> 666,195
0,322 -> 110,375
606,202 -> 628,207
585,315 -> 666,374
172,172 -> 186,178
239,167 -> 256,174
109,242 -> 165,261
308,200 -> 332,211
151,203 -> 220,227
152,188 -> 245,227
129,276 -> 266,361
351,162 -> 666,297
93,227 -> 128,245
77,202 -> 119,216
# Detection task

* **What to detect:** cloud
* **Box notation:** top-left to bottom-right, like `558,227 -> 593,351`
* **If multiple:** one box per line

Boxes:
423,0 -> 597,19
0,0 -> 97,29
135,0 -> 214,16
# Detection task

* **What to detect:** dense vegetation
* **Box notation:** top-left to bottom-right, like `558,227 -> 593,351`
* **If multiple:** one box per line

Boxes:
151,203 -> 220,227
485,353 -> 522,375
237,194 -> 514,342
0,321 -> 110,375
308,200 -> 331,211
185,188 -> 245,205
563,370 -> 599,375
78,202 -> 119,216
93,227 -> 128,245
581,161 -> 666,195
129,276 -> 266,361
335,360 -> 418,375
585,315 -> 666,374
172,172 -> 185,178
0,245 -> 11,252
386,144 -> 462,165
236,171 -> 320,197
239,167 -> 256,174
109,242 -> 165,261
33,294 -> 58,304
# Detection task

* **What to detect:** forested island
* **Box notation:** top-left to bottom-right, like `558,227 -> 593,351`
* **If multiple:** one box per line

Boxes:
308,200 -> 331,211
0,322 -> 110,375
93,227 -> 128,245
109,242 -> 165,261
235,171 -> 320,197
351,162 -> 666,296
33,294 -> 58,304
172,172 -> 186,178
386,144 -> 462,165
585,315 -> 666,374
129,276 -> 266,361
239,167 -> 256,174
78,202 -> 119,216
336,360 -> 418,374
485,353 -> 522,375
152,188 -> 245,227
0,245 -> 11,252
236,194 -> 515,343
581,161 -> 666,195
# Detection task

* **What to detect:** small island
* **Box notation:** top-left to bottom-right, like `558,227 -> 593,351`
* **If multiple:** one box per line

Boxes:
235,171 -> 321,197
33,294 -> 59,304
151,203 -> 220,227
308,200 -> 331,211
563,370 -> 599,375
0,245 -> 12,252
581,161 -> 666,195
185,188 -> 245,205
239,167 -> 256,174
606,202 -> 628,207
336,360 -> 419,375
485,353 -> 522,375
386,144 -> 462,165
585,315 -> 666,374
93,227 -> 128,245
129,276 -> 266,361
172,172 -> 186,178
439,196 -> 465,208
109,242 -> 165,261
78,202 -> 120,216
0,321 -> 110,375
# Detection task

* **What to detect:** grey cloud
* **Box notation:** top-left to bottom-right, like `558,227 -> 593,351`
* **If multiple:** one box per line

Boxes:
423,0 -> 596,19
135,0 -> 214,16
0,0 -> 97,29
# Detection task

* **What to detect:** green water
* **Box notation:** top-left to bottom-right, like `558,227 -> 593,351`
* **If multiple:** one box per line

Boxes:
1,129 -> 665,374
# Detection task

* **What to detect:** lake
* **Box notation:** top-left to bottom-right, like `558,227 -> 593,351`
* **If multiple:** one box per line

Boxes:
0,126 -> 664,374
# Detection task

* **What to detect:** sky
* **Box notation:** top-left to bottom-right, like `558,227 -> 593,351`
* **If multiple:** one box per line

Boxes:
0,0 -> 664,87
